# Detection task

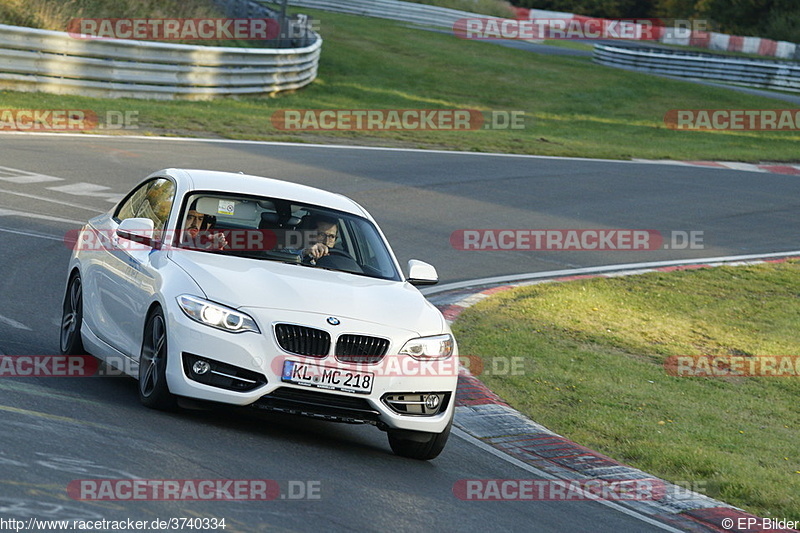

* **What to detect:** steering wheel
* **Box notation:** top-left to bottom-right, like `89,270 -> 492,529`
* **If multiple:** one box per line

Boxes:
302,248 -> 351,262
325,249 -> 353,259
313,248 -> 363,273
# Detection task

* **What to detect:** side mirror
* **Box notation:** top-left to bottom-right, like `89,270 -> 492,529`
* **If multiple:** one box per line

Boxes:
407,259 -> 438,286
116,218 -> 159,249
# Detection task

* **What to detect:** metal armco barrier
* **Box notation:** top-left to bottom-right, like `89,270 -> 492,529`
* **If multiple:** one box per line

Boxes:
594,44 -> 800,93
285,0 -> 495,29
0,15 -> 321,99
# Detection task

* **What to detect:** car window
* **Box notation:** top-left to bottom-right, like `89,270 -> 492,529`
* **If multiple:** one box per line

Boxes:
177,192 -> 401,281
115,178 -> 176,238
345,217 -> 397,277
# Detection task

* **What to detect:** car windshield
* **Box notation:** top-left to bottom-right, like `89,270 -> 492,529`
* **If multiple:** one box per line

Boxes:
174,193 -> 401,281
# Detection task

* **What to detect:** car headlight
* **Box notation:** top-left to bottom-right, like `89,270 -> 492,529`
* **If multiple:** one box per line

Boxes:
177,295 -> 260,334
399,334 -> 454,360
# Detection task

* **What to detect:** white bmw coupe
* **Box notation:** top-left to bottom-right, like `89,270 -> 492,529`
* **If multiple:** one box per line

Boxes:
61,169 -> 458,460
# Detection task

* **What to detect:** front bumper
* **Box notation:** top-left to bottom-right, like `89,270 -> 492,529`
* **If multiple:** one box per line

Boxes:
164,305 -> 458,433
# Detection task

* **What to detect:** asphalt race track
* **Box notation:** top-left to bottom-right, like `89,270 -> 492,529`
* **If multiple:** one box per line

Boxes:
1,133 -> 798,532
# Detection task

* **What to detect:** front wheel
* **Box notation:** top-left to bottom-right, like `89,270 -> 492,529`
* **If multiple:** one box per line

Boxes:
138,308 -> 176,410
387,414 -> 453,460
60,274 -> 85,355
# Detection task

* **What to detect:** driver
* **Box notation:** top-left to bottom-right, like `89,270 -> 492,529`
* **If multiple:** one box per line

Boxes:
278,215 -> 338,261
304,215 -> 338,261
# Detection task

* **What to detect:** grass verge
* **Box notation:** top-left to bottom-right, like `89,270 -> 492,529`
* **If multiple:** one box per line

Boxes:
451,260 -> 800,520
1,8 -> 798,160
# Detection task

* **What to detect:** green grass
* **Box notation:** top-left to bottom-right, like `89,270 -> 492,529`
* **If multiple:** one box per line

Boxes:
1,8 -> 798,160
451,261 -> 800,520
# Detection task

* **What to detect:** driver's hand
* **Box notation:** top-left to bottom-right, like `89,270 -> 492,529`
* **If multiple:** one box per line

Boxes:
304,243 -> 329,260
211,232 -> 227,250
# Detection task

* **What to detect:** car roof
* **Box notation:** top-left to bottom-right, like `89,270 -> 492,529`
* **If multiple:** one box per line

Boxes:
162,169 -> 369,218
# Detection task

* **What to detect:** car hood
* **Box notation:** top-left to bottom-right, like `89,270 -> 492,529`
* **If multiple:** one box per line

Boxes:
169,252 -> 444,336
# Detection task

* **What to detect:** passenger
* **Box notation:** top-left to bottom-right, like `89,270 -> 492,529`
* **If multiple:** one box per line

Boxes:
182,206 -> 227,251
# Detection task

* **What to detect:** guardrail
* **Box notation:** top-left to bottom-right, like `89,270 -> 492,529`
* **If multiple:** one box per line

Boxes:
0,1 -> 321,100
594,44 -> 800,93
284,0 -> 499,29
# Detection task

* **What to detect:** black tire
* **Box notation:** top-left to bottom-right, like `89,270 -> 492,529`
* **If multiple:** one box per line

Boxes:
138,308 -> 177,410
387,413 -> 453,460
60,273 -> 85,355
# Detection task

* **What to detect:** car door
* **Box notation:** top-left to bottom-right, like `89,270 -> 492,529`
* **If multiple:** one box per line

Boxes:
95,178 -> 175,358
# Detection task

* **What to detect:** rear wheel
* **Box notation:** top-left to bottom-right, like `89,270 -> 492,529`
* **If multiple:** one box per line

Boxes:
387,413 -> 453,460
138,308 -> 176,410
60,274 -> 84,355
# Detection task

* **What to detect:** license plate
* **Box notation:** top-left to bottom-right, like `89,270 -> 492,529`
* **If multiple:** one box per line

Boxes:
281,360 -> 374,394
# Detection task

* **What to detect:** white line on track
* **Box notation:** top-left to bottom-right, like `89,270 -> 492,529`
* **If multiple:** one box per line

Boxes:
0,187 -> 105,213
46,182 -> 125,203
0,131 -> 644,162
451,428 -> 686,533
0,175 -> 64,184
0,165 -> 64,184
0,314 -> 31,331
0,227 -> 64,241
423,250 -> 800,295
4,133 -> 793,184
0,131 -> 737,168
0,208 -> 85,226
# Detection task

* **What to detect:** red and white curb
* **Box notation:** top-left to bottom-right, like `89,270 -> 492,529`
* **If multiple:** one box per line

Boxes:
426,251 -> 800,533
634,159 -> 800,176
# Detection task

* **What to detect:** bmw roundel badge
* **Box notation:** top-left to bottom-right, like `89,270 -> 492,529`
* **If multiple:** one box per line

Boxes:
327,317 -> 341,326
